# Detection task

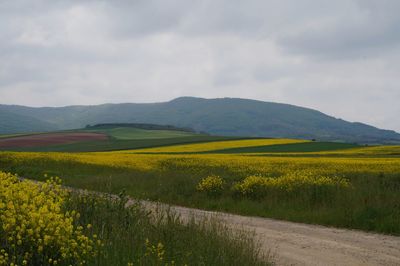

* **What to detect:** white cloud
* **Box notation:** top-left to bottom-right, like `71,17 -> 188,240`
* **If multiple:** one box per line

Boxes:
0,0 -> 399,131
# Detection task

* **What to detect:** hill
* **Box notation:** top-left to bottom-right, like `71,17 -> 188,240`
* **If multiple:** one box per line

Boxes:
0,109 -> 58,134
1,97 -> 399,143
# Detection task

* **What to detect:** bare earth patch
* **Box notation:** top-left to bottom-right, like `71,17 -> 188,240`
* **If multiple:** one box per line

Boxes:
0,132 -> 108,148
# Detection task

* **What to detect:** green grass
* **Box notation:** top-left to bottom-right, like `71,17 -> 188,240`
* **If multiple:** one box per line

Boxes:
83,127 -> 198,140
148,141 -> 361,154
0,136 -> 243,152
207,141 -> 359,153
66,191 -> 270,266
0,133 -> 36,139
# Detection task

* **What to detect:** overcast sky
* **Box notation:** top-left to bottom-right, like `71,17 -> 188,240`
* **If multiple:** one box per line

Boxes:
0,0 -> 399,131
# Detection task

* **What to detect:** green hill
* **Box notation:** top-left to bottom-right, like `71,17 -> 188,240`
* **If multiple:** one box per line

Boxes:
1,97 -> 399,143
0,109 -> 58,134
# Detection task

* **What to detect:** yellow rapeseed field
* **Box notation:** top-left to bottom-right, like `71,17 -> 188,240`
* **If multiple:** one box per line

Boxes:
2,150 -> 400,178
0,152 -> 400,187
1,141 -> 400,236
123,138 -> 307,153
318,145 -> 400,155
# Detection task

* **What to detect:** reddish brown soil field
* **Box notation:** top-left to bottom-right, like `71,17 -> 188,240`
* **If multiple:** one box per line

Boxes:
0,132 -> 108,148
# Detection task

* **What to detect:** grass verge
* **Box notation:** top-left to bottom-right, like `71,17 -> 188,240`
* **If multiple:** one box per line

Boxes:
0,172 -> 271,265
68,191 -> 271,265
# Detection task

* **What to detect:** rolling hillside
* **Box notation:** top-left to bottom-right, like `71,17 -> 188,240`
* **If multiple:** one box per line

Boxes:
1,97 -> 399,143
0,109 -> 58,134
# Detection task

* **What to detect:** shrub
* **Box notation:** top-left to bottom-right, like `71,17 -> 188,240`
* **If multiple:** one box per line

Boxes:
269,170 -> 350,191
197,175 -> 225,197
0,172 -> 98,266
233,171 -> 350,199
232,175 -> 268,199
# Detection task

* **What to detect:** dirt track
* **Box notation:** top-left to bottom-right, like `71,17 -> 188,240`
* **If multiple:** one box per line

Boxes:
140,201 -> 400,266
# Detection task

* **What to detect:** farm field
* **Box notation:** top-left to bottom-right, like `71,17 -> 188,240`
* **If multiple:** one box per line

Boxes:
0,135 -> 242,152
131,139 -> 360,154
81,125 -> 198,139
0,132 -> 108,148
0,125 -> 242,152
1,138 -> 400,235
0,133 -> 30,139
130,138 -> 308,153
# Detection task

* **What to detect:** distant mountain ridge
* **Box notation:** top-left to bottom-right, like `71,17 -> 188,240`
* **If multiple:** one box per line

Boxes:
0,109 -> 58,134
0,97 -> 399,143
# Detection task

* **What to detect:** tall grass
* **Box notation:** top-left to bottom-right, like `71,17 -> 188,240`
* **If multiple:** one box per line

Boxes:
66,191 -> 270,265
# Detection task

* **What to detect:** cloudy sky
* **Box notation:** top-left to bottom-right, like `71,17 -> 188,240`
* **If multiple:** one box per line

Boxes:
0,0 -> 399,131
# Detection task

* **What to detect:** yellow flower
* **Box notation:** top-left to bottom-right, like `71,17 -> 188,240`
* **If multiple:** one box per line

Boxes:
0,172 -> 97,265
197,175 -> 225,196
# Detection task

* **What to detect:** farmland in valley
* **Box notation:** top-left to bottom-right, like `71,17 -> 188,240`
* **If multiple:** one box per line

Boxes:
0,132 -> 108,148
1,132 -> 399,235
0,124 -> 242,152
1,125 -> 399,266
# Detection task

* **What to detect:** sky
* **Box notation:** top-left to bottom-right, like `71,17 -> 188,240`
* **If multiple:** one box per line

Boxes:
0,0 -> 399,132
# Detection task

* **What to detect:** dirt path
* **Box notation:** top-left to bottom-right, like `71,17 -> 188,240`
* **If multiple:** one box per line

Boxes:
138,201 -> 400,266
